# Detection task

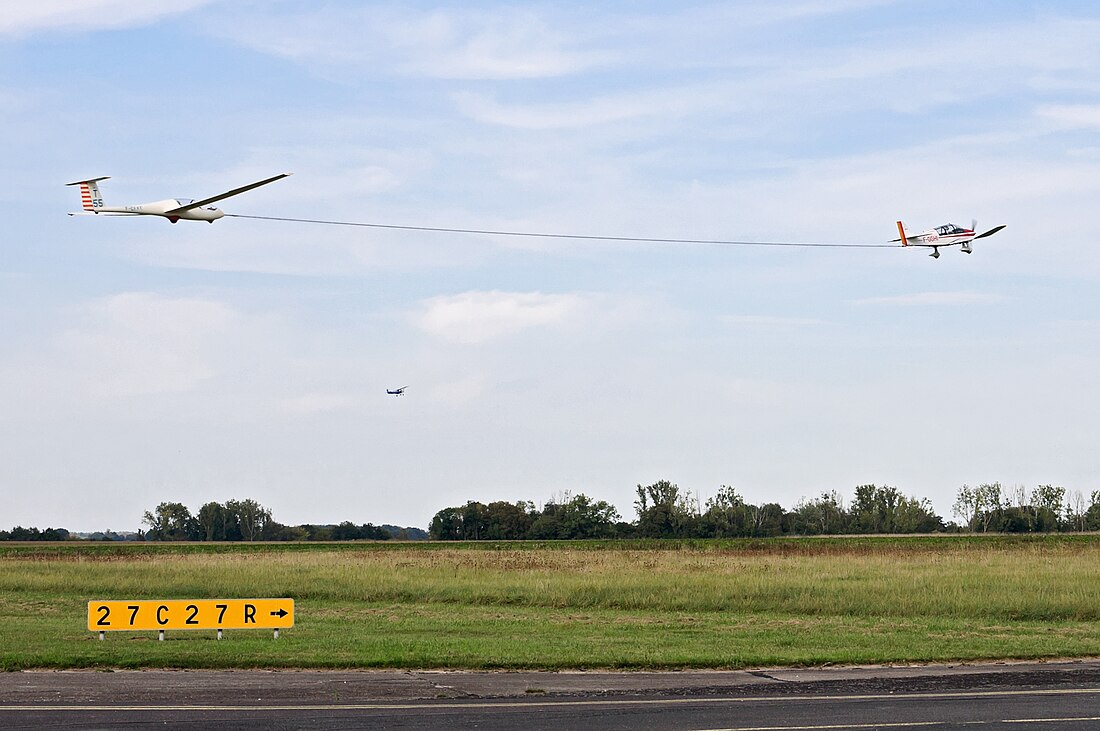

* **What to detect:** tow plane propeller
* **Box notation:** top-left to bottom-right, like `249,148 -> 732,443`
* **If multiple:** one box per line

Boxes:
66,173 -> 291,223
893,220 -> 1006,259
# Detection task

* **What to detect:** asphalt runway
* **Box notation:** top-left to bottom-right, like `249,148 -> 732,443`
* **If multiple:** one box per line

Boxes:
3,660 -> 1100,730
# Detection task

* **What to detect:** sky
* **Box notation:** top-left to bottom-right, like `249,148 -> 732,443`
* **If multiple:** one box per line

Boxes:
2,1 -> 1100,532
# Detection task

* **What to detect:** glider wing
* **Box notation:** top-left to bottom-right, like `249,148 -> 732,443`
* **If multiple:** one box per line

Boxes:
164,173 -> 292,214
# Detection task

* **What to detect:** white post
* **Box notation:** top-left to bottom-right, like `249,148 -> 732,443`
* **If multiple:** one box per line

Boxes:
158,630 -> 165,641
99,631 -> 105,641
217,629 -> 223,641
274,629 -> 280,640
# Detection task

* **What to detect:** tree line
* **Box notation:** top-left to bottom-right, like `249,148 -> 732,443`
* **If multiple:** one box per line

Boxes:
5,480 -> 1098,542
0,499 -> 425,542
952,482 -> 1100,533
428,482 -> 945,540
428,481 -> 1100,540
0,526 -> 71,541
139,499 -> 428,541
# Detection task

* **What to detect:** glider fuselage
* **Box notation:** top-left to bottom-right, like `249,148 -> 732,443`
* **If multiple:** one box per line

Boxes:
98,200 -> 225,223
67,173 -> 290,223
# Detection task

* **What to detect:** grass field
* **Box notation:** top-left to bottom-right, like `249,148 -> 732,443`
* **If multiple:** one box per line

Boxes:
2,535 -> 1100,670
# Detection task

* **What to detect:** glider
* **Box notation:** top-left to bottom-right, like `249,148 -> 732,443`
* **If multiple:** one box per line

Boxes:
66,173 -> 291,223
893,220 -> 1006,259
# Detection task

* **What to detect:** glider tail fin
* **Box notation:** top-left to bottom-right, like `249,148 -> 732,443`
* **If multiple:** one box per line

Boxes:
896,220 -> 908,246
66,176 -> 110,211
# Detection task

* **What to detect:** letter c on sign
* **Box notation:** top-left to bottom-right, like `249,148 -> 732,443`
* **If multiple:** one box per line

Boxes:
157,605 -> 169,625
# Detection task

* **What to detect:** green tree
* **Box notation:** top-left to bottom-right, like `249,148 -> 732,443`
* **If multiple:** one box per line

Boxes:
791,491 -> 848,535
993,506 -> 1031,533
429,507 -> 464,540
264,522 -> 308,541
953,484 -> 978,530
427,501 -> 504,540
851,484 -> 886,533
751,503 -> 785,537
1064,489 -> 1088,532
700,485 -> 752,537
460,501 -> 490,540
529,493 -> 620,539
634,480 -> 698,538
1087,491 -> 1100,531
557,493 -> 620,539
973,483 -> 1003,532
851,485 -> 941,534
141,502 -> 197,541
331,521 -> 363,540
196,502 -> 226,541
300,524 -> 334,541
1031,484 -> 1065,532
483,501 -> 536,539
955,483 -> 1002,532
225,499 -> 271,541
893,495 -> 944,533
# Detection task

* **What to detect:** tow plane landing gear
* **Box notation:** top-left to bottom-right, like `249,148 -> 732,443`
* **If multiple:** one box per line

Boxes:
929,247 -> 940,259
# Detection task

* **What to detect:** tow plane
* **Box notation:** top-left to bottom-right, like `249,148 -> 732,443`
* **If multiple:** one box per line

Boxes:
893,220 -> 1005,259
386,386 -> 408,396
66,173 -> 291,223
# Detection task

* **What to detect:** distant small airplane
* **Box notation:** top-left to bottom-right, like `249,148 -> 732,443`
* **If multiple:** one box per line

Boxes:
66,173 -> 291,223
386,386 -> 408,396
893,220 -> 1006,259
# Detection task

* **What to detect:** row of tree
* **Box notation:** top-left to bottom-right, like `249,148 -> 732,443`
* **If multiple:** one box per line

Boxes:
952,483 -> 1100,533
0,526 -> 71,541
7,481 -> 1098,542
431,493 -> 625,540
428,482 -> 945,540
139,499 -> 427,541
428,481 -> 1100,541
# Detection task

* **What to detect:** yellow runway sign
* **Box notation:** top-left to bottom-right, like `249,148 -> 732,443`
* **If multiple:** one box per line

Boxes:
88,599 -> 294,631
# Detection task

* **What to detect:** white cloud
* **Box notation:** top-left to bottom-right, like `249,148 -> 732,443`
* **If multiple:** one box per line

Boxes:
722,315 -> 825,327
429,375 -> 489,408
211,6 -> 612,80
415,290 -> 591,344
852,292 -> 1008,307
451,87 -> 706,130
0,87 -> 39,118
55,292 -> 240,398
0,0 -> 216,36
744,0 -> 896,24
394,10 -> 612,79
278,392 -> 357,415
1036,105 -> 1100,130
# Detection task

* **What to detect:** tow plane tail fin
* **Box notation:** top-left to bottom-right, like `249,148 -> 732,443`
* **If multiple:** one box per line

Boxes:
896,220 -> 909,246
66,176 -> 110,211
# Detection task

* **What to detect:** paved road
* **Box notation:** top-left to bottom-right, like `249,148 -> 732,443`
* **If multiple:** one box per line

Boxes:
3,661 -> 1100,729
